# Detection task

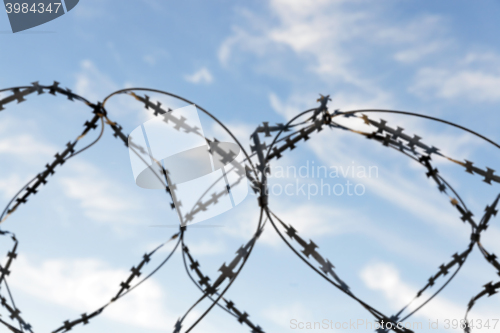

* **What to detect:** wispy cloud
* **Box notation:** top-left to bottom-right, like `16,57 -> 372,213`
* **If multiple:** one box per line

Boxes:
57,161 -> 143,225
184,67 -> 214,84
220,1 -> 387,92
305,127 -> 472,234
218,0 -> 459,111
0,116 -> 57,162
0,174 -> 31,200
10,254 -> 173,330
360,261 -> 496,331
261,302 -> 313,329
0,134 -> 57,161
74,60 -> 119,103
143,49 -> 169,66
410,67 -> 500,102
73,60 -> 157,125
0,119 -> 60,199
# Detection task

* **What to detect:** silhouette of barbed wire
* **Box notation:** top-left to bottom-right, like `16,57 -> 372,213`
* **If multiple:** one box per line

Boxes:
0,83 -> 498,333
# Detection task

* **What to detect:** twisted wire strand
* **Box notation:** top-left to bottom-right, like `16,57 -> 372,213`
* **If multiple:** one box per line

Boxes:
259,102 -> 499,332
0,84 -> 498,333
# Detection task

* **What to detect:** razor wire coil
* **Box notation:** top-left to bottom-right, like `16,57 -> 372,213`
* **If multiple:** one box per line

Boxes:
0,83 -> 498,333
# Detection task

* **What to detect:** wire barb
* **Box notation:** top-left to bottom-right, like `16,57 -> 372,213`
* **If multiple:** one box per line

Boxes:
0,83 -> 499,333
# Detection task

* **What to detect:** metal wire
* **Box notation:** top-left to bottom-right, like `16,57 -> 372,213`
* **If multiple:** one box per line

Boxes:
0,83 -> 498,333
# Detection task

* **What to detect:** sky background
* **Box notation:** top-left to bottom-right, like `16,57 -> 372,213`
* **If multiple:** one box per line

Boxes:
1,0 -> 500,332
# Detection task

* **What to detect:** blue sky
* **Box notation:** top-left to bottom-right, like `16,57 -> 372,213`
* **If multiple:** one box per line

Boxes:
1,1 -> 500,332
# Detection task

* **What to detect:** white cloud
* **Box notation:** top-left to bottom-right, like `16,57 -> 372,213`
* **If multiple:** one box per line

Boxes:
261,302 -> 313,329
0,121 -> 60,199
461,52 -> 500,66
374,15 -> 445,44
218,22 -> 273,67
143,55 -> 156,66
269,91 -> 394,121
394,40 -> 450,64
10,254 -> 173,330
184,68 -> 214,84
216,184 -> 454,268
373,14 -> 452,64
218,29 -> 241,66
410,67 -> 500,102
0,134 -> 56,160
361,262 -> 496,331
58,161 -> 142,225
307,127 -> 470,233
184,239 -> 226,256
269,92 -> 312,120
74,60 -> 119,103
214,95 -> 484,263
73,60 -> 158,125
219,1 -> 367,81
209,121 -> 255,152
0,174 -> 32,200
143,49 -> 168,66
246,0 -> 384,93
409,51 -> 500,102
265,204 -> 360,244
218,1 -> 458,110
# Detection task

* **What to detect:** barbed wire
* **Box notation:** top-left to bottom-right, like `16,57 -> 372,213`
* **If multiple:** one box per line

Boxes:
0,83 -> 498,333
